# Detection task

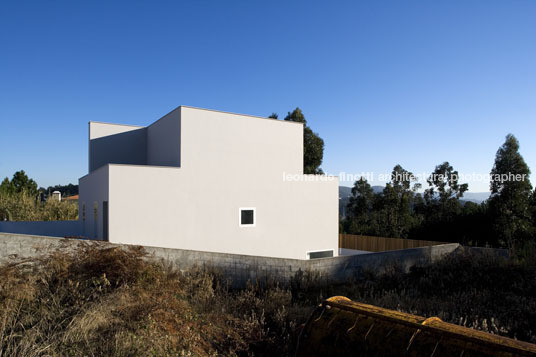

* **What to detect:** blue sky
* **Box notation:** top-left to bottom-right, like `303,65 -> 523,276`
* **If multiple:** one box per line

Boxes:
1,1 -> 535,192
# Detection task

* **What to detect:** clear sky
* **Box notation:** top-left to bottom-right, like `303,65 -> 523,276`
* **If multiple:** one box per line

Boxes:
1,0 -> 535,192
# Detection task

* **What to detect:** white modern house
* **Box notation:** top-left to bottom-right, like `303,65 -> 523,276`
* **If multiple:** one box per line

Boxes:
1,106 -> 339,260
80,106 -> 338,259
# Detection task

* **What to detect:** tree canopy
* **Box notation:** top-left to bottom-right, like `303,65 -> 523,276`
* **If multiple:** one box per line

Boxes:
341,134 -> 536,250
0,170 -> 38,196
283,108 -> 325,174
0,171 -> 78,221
488,134 -> 533,248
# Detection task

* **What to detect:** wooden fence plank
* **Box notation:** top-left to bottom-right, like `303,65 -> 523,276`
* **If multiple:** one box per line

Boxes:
339,234 -> 447,252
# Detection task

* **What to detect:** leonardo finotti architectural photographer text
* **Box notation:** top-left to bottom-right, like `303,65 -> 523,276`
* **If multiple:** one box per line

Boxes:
283,171 -> 528,183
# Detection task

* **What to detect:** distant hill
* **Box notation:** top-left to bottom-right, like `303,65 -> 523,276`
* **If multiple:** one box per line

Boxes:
339,186 -> 490,217
462,192 -> 490,203
339,185 -> 383,198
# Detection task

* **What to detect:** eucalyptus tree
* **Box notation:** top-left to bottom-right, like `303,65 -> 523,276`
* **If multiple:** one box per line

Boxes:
489,134 -> 533,248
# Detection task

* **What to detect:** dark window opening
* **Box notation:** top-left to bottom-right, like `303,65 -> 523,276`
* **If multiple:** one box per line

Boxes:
308,250 -> 333,259
102,201 -> 109,241
241,209 -> 254,225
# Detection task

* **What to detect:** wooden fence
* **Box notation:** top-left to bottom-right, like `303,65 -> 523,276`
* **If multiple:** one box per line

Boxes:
339,233 -> 447,252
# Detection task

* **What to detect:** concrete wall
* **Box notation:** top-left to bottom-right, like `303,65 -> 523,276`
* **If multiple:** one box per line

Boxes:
89,122 -> 147,172
147,108 -> 181,167
0,221 -> 80,237
0,233 -> 462,287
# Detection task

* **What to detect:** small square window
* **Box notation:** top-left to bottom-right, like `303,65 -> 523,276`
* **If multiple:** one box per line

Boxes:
239,208 -> 255,227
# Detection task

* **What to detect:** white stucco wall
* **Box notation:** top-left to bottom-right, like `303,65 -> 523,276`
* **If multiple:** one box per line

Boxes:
79,106 -> 338,259
180,106 -> 303,177
107,165 -> 338,259
147,107 -> 181,167
88,122 -> 147,172
79,165 -> 109,239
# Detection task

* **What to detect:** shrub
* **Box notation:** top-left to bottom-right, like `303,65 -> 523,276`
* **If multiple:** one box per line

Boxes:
0,192 -> 78,221
1,244 -> 535,356
0,244 -> 303,356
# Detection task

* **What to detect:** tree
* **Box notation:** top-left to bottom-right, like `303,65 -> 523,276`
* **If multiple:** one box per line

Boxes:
283,108 -> 325,174
373,183 -> 401,237
374,165 -> 420,238
391,164 -> 421,196
268,113 -> 278,119
0,170 -> 38,197
408,162 -> 469,243
344,165 -> 421,238
424,162 -> 468,221
45,183 -> 79,198
391,165 -> 421,236
346,177 -> 375,234
531,188 -> 536,227
488,134 -> 533,248
457,200 -> 494,247
0,178 -> 12,194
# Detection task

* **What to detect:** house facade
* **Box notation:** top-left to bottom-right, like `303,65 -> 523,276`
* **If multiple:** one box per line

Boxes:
79,106 -> 338,259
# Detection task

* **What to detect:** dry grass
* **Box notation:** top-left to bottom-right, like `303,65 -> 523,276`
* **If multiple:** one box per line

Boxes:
0,244 -> 300,356
0,243 -> 535,356
0,193 -> 78,222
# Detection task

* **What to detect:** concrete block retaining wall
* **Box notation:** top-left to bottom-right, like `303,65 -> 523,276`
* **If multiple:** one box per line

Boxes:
0,233 -> 464,287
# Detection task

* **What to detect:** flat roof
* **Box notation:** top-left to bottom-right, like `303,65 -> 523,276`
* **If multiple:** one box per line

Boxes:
180,105 -> 304,125
89,105 -> 304,128
88,121 -> 145,128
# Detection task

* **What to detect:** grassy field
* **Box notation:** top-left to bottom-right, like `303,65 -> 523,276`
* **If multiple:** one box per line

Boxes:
0,243 -> 535,356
